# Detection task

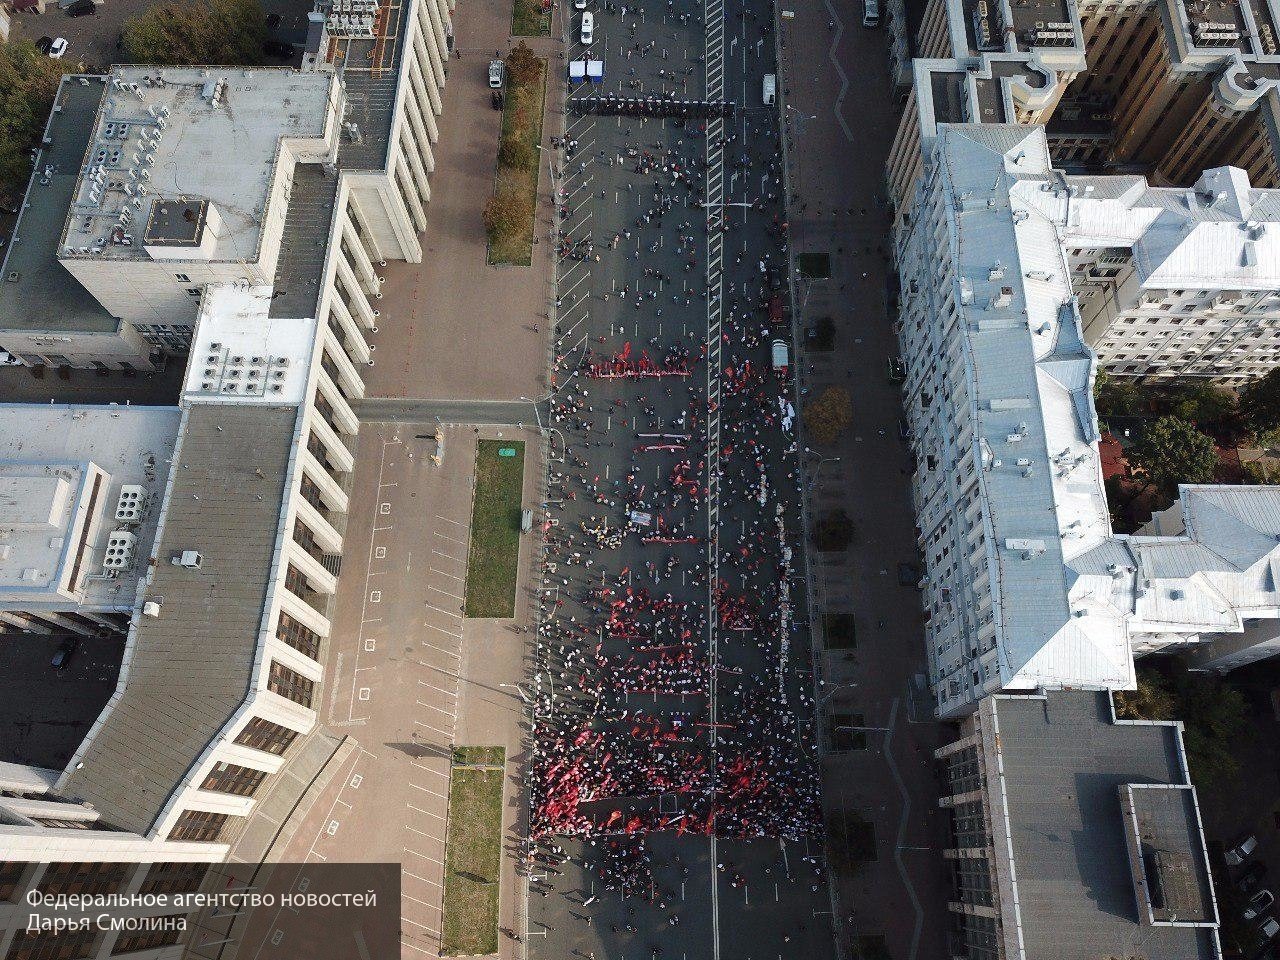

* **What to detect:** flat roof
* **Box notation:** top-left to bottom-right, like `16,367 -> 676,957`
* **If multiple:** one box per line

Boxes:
0,78 -> 120,335
991,691 -> 1219,960
58,404 -> 298,835
329,0 -> 413,171
59,66 -> 338,264
0,404 -> 180,613
183,285 -> 318,405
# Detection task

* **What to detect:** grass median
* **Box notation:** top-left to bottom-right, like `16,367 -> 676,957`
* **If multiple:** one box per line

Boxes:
441,748 -> 506,956
512,0 -> 551,36
485,43 -> 546,266
464,440 -> 526,617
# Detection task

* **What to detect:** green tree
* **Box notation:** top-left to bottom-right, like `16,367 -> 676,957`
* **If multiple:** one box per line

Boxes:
1126,416 -> 1218,496
1239,368 -> 1280,441
0,41 -> 72,196
121,0 -> 267,67
1159,382 -> 1237,427
1093,369 -> 1145,421
1116,663 -> 1248,791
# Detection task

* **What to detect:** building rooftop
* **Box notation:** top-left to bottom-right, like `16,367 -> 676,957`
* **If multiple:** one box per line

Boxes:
988,691 -> 1218,959
58,66 -> 339,265
182,285 -> 319,405
933,124 -> 1129,697
0,405 -> 180,614
0,78 -> 120,335
58,404 -> 299,835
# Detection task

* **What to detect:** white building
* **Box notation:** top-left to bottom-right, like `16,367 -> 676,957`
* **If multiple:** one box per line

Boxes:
0,405 -> 180,637
0,0 -> 458,954
896,123 -> 1280,719
0,0 -> 451,371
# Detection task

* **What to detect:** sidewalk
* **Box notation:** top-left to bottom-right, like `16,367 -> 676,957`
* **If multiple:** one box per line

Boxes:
367,0 -> 565,403
777,7 -> 953,960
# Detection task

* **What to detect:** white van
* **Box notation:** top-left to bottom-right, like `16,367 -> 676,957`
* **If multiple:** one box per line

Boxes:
762,73 -> 776,106
771,339 -> 790,374
862,0 -> 880,27
580,12 -> 594,44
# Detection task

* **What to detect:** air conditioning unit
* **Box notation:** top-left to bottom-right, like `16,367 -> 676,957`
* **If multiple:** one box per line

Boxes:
115,484 -> 148,522
102,530 -> 137,571
171,550 -> 203,570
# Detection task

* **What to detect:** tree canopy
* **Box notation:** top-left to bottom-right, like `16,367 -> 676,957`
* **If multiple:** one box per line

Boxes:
1239,368 -> 1280,442
121,0 -> 267,67
0,41 -> 72,197
1126,415 -> 1218,495
1115,662 -> 1248,791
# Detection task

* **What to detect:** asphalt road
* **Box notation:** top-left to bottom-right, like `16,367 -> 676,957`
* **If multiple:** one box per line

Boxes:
525,0 -> 837,955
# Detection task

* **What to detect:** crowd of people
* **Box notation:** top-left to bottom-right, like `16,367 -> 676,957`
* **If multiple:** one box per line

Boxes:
527,0 -> 822,900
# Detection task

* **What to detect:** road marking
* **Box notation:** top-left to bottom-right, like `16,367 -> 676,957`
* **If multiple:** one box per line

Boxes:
420,639 -> 463,658
425,622 -> 463,639
409,782 -> 448,799
431,548 -> 465,562
404,872 -> 443,888
416,697 -> 457,714
433,531 -> 468,545
429,567 -> 465,580
424,602 -> 462,619
404,847 -> 443,863
427,583 -> 466,602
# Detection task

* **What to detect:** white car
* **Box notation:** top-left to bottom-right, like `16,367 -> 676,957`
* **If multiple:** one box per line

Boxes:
47,37 -> 68,59
580,12 -> 594,44
574,0 -> 587,10
1226,834 -> 1260,867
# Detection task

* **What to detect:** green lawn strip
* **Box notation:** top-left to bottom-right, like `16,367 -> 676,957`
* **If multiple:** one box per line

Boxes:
454,745 -> 506,767
488,58 -> 546,265
464,440 -> 526,617
441,755 -> 505,956
511,0 -> 551,36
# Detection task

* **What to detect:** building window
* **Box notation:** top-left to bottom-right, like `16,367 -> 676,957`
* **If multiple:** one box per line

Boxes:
167,810 -> 229,843
38,862 -> 128,898
174,273 -> 190,282
200,761 -> 267,798
110,919 -> 186,955
233,716 -> 299,756
186,288 -> 201,297
277,610 -> 322,661
0,862 -> 26,902
139,862 -> 209,897
268,661 -> 315,708
5,927 -> 98,960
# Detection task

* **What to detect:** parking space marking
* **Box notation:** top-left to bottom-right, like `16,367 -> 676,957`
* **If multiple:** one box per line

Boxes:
427,583 -> 466,602
429,566 -> 465,581
409,781 -> 449,799
404,848 -> 445,865
431,548 -> 466,563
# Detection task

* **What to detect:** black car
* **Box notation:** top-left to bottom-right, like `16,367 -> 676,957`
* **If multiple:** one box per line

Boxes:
51,637 -> 79,670
1239,862 -> 1270,895
34,36 -> 53,54
65,0 -> 97,17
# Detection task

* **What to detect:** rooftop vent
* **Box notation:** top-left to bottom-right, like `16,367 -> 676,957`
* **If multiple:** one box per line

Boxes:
171,550 -> 202,570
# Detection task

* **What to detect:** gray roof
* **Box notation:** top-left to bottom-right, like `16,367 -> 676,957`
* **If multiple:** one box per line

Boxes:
268,164 -> 340,319
334,0 -> 413,171
992,691 -> 1219,960
0,77 -> 119,335
59,404 -> 298,835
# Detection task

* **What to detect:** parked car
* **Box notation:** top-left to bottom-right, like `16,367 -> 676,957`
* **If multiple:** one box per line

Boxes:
887,357 -> 906,383
580,12 -> 594,44
1262,917 -> 1280,944
1239,862 -> 1270,895
488,59 -> 505,89
574,0 -> 588,9
51,637 -> 79,670
862,0 -> 880,27
1228,835 -> 1261,867
65,0 -> 96,17
1245,889 -> 1276,923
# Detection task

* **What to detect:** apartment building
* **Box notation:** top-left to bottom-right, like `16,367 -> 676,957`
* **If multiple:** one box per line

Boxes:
936,690 -> 1219,959
897,123 -> 1280,718
0,1 -> 457,956
887,0 -> 1280,225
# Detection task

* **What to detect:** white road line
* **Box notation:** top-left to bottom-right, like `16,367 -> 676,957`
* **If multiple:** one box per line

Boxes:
409,781 -> 449,799
429,567 -> 465,581
430,548 -> 465,562
435,515 -> 464,525
427,583 -> 466,602
417,679 -> 458,697
404,847 -> 443,863
416,698 -> 457,715
425,622 -> 464,639
420,639 -> 463,658
433,532 -> 468,545
404,871 -> 443,888
405,824 -> 443,840
425,602 -> 463,619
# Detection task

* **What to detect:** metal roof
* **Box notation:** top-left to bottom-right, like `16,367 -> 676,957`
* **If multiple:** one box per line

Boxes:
58,404 -> 298,835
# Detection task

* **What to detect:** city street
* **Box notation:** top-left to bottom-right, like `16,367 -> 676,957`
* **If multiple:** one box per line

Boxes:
524,0 -> 837,953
